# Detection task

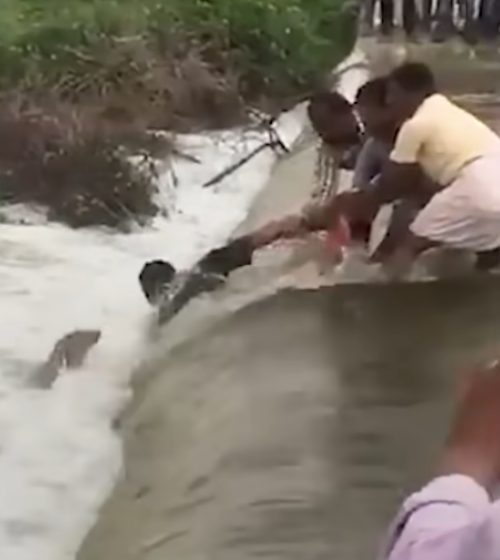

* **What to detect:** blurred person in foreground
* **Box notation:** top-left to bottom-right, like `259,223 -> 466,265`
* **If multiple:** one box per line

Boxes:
384,358 -> 500,560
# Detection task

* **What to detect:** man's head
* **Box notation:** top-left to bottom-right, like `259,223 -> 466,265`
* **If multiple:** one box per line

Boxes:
387,63 -> 437,122
355,77 -> 396,141
139,260 -> 176,304
308,92 -> 360,148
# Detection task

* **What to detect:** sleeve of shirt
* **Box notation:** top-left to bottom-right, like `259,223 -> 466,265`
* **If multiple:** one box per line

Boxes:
383,475 -> 492,560
353,138 -> 384,190
390,118 -> 426,164
339,141 -> 362,171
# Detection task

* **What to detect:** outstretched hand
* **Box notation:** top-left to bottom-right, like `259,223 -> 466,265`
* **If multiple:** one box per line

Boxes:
441,360 -> 500,492
251,215 -> 307,247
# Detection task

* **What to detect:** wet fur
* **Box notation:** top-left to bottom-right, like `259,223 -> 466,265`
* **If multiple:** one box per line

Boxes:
32,330 -> 101,389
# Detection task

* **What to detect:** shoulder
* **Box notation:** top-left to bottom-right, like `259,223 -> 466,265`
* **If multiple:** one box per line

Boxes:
391,117 -> 427,162
396,113 -> 429,142
405,94 -> 447,129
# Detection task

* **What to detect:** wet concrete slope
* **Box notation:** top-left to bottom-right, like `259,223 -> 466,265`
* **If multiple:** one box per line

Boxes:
79,279 -> 500,560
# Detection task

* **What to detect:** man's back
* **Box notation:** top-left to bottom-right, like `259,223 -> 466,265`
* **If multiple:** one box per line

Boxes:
391,94 -> 500,186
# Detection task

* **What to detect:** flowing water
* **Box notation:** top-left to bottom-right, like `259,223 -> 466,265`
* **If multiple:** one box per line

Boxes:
0,107 -> 304,559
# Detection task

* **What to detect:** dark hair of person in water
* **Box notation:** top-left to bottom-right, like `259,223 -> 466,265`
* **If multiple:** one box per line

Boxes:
387,63 -> 437,121
139,260 -> 176,304
307,91 -> 360,148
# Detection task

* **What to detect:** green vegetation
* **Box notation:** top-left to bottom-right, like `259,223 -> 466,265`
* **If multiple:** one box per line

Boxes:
1,0 -> 356,118
0,0 -> 357,228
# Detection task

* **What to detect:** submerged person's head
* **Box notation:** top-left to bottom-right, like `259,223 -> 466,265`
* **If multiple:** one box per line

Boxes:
387,63 -> 436,122
355,77 -> 396,141
139,260 -> 176,304
307,92 -> 360,149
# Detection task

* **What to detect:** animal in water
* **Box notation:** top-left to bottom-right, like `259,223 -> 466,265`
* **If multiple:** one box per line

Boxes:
32,329 -> 101,388
139,259 -> 225,324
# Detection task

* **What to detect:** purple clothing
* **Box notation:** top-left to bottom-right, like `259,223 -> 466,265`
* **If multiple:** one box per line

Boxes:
383,475 -> 500,560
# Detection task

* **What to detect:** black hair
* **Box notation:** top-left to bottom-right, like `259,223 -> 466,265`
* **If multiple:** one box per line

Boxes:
307,91 -> 352,122
139,260 -> 176,304
355,77 -> 388,107
389,63 -> 436,97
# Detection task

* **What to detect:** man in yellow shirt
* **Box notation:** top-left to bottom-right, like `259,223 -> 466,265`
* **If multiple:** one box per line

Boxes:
370,62 -> 500,275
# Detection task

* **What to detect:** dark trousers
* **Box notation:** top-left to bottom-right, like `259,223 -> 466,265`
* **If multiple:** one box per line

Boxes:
434,0 -> 475,35
434,0 -> 455,33
363,0 -> 394,33
478,0 -> 500,38
403,0 -> 418,35
421,0 -> 434,30
476,247 -> 500,271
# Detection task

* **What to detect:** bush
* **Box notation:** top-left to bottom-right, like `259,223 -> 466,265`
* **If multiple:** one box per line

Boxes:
1,0 -> 357,119
0,97 -> 160,228
0,0 -> 357,228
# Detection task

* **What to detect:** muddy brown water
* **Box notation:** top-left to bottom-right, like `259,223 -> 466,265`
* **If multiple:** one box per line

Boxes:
80,278 -> 500,560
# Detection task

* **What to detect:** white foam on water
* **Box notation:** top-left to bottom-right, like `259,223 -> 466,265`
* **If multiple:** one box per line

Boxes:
0,108 -> 305,560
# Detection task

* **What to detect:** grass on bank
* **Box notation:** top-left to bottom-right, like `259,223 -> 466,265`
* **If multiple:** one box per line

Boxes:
0,0 -> 357,228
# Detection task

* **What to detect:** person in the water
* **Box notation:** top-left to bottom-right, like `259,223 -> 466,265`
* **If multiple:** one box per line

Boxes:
384,358 -> 500,560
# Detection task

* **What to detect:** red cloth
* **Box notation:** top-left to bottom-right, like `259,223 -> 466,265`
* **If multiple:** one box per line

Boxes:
325,215 -> 351,259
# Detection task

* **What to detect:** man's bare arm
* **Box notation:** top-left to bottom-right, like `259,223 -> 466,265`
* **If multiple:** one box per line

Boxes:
300,161 -> 421,232
203,162 -> 427,274
372,161 -> 424,205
